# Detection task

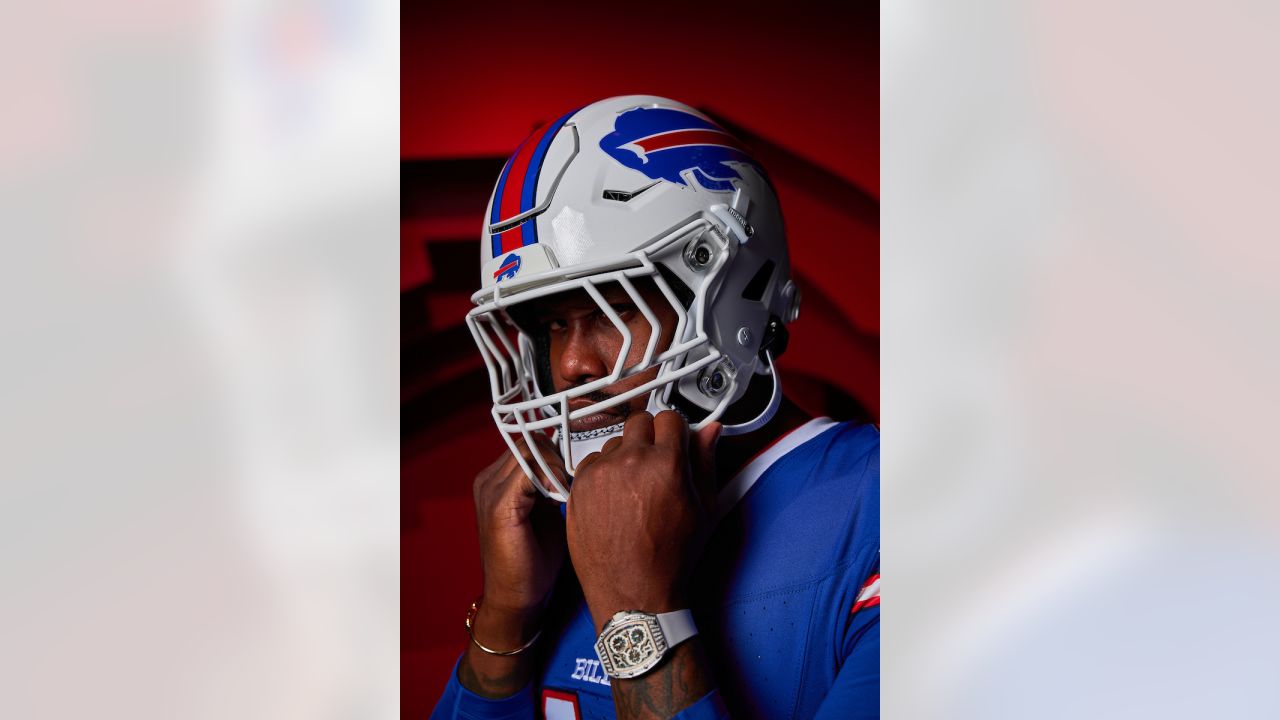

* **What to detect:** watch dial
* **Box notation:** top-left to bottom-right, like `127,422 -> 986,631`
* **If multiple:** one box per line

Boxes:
606,619 -> 659,674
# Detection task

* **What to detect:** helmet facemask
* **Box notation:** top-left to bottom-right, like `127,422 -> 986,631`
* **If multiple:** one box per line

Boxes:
466,216 -> 752,502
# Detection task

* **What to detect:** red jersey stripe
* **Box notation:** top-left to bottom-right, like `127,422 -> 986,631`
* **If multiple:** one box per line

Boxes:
851,573 -> 880,614
851,595 -> 881,613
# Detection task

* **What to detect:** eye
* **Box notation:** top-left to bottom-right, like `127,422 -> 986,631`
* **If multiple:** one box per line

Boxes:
605,303 -> 637,321
543,318 -> 567,332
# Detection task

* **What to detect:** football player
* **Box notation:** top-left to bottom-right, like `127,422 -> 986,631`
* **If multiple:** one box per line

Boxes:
431,96 -> 879,719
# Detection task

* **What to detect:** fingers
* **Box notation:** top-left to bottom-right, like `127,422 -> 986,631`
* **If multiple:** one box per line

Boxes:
502,434 -> 567,496
653,409 -> 689,454
573,449 -> 604,477
622,411 -> 655,446
569,428 -> 625,483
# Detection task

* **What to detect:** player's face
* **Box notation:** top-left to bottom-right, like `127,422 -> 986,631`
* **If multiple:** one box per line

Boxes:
529,279 -> 679,432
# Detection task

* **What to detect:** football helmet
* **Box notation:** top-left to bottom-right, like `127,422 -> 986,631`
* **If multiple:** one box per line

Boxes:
466,95 -> 800,502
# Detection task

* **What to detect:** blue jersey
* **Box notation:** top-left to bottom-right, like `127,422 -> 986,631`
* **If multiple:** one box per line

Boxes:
432,419 -> 880,719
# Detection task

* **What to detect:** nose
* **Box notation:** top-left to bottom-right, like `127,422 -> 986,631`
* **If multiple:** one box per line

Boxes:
556,322 -> 612,388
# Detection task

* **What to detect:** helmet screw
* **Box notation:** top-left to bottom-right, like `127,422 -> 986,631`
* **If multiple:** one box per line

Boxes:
737,327 -> 752,346
698,359 -> 734,397
684,237 -> 716,272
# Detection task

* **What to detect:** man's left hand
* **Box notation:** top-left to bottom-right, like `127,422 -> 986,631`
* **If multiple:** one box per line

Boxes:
566,410 -> 721,631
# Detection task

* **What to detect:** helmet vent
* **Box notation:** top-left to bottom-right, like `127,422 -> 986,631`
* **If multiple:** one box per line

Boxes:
741,260 -> 776,302
490,216 -> 526,235
602,181 -> 659,203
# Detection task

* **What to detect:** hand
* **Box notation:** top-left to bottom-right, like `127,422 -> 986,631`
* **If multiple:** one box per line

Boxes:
460,436 -> 567,698
565,411 -> 721,631
472,434 -> 568,630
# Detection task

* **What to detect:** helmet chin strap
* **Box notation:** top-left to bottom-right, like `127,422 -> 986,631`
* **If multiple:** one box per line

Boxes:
718,350 -> 781,437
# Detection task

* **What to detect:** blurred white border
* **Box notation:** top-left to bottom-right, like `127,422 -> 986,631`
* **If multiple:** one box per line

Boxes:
884,0 -> 1280,717
0,0 -> 399,717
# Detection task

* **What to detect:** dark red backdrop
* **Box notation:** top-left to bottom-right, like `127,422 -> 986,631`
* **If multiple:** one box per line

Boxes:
403,6 -> 878,716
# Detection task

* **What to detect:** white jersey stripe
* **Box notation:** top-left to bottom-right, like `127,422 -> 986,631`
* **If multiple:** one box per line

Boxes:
714,417 -> 839,525
857,576 -> 881,602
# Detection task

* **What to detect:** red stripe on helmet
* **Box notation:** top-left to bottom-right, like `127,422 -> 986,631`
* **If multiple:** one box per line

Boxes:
497,223 -> 524,254
634,128 -> 745,154
497,122 -> 558,225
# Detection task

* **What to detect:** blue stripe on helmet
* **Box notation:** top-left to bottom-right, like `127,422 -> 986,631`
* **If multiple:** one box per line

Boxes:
519,109 -> 577,214
489,154 -> 515,257
518,109 -> 579,248
519,218 -> 536,247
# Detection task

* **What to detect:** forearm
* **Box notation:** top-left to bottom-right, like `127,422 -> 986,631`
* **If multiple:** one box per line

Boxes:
457,604 -> 543,698
610,638 -> 718,720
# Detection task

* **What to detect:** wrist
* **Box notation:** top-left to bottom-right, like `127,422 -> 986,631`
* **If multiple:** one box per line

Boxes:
458,597 -> 542,699
472,598 -> 544,650
586,589 -> 685,634
478,576 -> 554,617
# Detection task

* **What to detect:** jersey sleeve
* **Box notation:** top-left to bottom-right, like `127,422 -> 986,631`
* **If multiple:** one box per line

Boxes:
428,656 -> 536,720
668,688 -> 731,720
809,425 -> 879,718
812,608 -> 880,719
812,550 -> 880,719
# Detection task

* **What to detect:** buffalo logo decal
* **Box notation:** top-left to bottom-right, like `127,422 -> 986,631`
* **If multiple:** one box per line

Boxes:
599,107 -> 764,193
494,253 -> 522,282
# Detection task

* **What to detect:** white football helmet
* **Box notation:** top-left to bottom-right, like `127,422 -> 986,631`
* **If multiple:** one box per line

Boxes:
466,95 -> 800,501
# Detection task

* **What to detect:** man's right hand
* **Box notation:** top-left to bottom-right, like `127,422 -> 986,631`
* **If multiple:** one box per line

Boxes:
460,435 -> 567,697
473,433 -> 567,619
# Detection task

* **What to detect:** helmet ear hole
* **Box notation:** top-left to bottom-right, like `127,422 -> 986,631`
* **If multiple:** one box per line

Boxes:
741,260 -> 776,302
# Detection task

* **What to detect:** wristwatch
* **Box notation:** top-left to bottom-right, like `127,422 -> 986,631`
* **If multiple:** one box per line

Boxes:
594,609 -> 698,679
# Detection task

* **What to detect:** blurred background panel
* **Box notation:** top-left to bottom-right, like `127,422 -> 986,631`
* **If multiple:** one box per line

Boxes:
401,5 -> 879,715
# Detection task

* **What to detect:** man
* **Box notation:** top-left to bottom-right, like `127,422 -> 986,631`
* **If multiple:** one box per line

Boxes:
431,96 -> 879,719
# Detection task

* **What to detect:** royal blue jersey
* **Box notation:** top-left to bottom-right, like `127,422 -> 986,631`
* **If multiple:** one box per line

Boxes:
432,419 -> 880,719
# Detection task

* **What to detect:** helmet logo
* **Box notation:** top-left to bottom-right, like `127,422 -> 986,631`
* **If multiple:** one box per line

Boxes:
599,107 -> 763,193
494,253 -> 522,282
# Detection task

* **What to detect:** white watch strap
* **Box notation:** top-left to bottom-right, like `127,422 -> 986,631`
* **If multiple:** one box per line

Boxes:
655,609 -> 697,648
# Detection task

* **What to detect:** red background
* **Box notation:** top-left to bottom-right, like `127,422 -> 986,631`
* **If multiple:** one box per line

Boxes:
403,6 -> 878,716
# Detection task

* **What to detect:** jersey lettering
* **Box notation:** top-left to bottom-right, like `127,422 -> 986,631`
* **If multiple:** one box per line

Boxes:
569,656 -> 611,686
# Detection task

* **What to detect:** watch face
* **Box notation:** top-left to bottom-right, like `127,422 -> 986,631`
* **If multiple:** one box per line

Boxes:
595,614 -> 665,679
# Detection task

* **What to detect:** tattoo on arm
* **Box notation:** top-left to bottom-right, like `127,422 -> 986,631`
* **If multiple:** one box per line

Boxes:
611,640 -> 718,720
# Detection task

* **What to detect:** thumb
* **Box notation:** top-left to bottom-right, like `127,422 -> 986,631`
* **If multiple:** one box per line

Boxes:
689,421 -> 722,513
